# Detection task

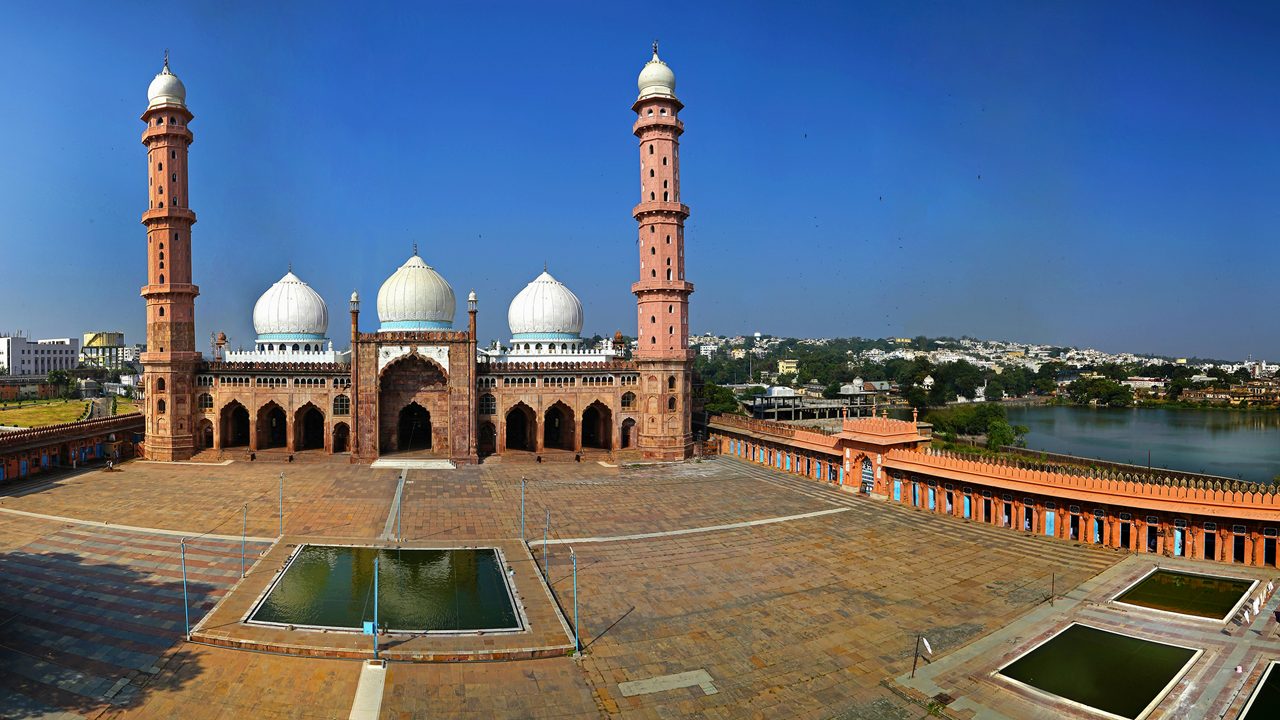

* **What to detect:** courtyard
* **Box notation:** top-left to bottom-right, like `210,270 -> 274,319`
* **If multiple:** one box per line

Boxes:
0,455 -> 1158,718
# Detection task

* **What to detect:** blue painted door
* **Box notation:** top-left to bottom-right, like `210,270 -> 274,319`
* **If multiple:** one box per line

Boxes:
838,467 -> 844,484
1045,510 -> 1056,536
893,479 -> 901,501
911,484 -> 919,506
19,460 -> 28,477
1174,529 -> 1185,556
963,496 -> 972,518
928,488 -> 936,510
1093,518 -> 1102,544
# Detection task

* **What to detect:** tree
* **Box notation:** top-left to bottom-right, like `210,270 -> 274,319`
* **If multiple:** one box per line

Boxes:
986,418 -> 1016,450
985,380 -> 1005,402
775,373 -> 796,388
701,382 -> 741,415
46,370 -> 75,399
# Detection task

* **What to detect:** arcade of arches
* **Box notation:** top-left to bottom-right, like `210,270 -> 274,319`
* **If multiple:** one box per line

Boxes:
488,398 -> 629,456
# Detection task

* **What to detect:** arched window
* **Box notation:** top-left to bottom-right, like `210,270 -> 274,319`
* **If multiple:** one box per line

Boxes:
292,344 -> 300,352
650,246 -> 655,255
156,377 -> 166,392
157,399 -> 166,414
649,315 -> 655,324
650,192 -> 655,201
304,344 -> 311,352
649,169 -> 654,177
663,156 -> 668,165
663,192 -> 669,201
667,397 -> 676,411
666,269 -> 672,280
333,395 -> 350,415
621,392 -> 636,409
197,393 -> 213,410
479,393 -> 496,415
651,269 -> 657,277
669,326 -> 674,335
535,343 -> 542,351
158,307 -> 164,317
667,376 -> 676,391
650,336 -> 656,344
649,144 -> 654,154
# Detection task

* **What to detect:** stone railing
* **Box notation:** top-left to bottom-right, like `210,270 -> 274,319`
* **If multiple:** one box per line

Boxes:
708,413 -> 841,445
202,360 -> 350,373
841,416 -> 921,437
480,359 -> 639,372
0,413 -> 144,451
886,447 -> 1280,506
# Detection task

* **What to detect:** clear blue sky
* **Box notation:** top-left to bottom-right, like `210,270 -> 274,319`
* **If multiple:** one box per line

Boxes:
0,2 -> 1277,359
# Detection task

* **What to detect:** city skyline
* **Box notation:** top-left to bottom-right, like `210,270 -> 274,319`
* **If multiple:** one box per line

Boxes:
1,2 -> 1278,358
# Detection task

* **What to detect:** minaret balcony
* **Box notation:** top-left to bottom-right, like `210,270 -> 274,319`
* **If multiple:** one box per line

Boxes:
631,279 -> 694,295
141,125 -> 193,144
632,201 -> 690,219
141,207 -> 197,225
632,115 -> 684,135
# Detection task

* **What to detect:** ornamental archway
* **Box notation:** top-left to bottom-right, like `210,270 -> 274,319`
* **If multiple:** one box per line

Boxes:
543,401 -> 575,451
582,401 -> 612,450
505,403 -> 535,451
397,402 -> 432,451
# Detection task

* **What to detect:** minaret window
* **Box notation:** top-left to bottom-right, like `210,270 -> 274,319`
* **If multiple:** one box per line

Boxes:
159,252 -> 165,260
171,173 -> 177,182
158,274 -> 164,284
650,192 -> 655,201
158,307 -> 164,316
171,150 -> 176,159
158,186 -> 163,195
660,108 -> 667,116
650,247 -> 655,255
158,163 -> 163,171
666,269 -> 672,280
667,397 -> 676,411
649,169 -> 654,177
158,201 -> 163,208
663,157 -> 668,165
649,144 -> 654,154
157,399 -> 166,414
649,316 -> 655,324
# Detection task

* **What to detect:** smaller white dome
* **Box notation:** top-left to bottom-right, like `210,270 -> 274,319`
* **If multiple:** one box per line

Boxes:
377,253 -> 456,330
147,59 -> 187,108
508,270 -> 584,338
252,271 -> 329,338
637,44 -> 676,100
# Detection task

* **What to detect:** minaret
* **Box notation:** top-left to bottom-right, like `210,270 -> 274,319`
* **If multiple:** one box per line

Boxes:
631,43 -> 693,460
140,54 -> 199,461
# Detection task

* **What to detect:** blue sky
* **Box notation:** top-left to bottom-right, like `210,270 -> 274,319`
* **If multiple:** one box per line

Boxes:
0,2 -> 1277,359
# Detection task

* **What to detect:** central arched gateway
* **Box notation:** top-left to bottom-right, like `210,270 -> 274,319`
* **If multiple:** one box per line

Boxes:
398,402 -> 432,451
582,401 -> 612,450
505,403 -> 535,451
543,401 -> 575,451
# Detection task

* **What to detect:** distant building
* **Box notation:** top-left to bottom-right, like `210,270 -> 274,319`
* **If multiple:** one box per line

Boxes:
730,348 -> 746,360
81,331 -> 128,370
0,335 -> 80,377
777,359 -> 799,375
699,345 -> 716,358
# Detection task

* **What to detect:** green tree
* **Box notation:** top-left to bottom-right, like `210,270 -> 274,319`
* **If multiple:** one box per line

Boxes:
985,380 -> 1005,402
775,373 -> 796,388
702,383 -> 741,415
986,418 -> 1016,450
46,370 -> 74,399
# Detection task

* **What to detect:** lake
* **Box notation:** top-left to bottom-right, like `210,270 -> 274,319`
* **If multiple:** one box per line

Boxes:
1003,405 -> 1280,484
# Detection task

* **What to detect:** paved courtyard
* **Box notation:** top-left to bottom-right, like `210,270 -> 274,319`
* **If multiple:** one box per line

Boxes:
0,456 -> 1127,718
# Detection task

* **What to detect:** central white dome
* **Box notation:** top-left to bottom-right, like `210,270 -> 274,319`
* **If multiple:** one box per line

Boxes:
252,271 -> 328,338
377,253 -> 456,331
148,60 -> 187,108
508,270 -> 584,338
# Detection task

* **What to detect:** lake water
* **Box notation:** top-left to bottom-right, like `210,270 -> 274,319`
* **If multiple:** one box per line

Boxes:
1003,405 -> 1280,484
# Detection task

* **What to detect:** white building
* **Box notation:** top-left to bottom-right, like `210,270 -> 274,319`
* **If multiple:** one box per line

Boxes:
0,334 -> 80,377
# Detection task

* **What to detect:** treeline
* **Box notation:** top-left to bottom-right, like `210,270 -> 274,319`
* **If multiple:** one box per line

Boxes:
924,403 -> 1028,450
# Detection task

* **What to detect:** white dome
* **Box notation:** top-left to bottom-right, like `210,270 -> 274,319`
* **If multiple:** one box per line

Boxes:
377,253 -> 456,330
637,46 -> 676,100
508,270 -> 584,338
147,60 -> 187,108
252,271 -> 329,338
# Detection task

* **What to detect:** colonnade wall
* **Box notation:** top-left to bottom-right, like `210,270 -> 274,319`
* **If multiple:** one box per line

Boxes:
707,413 -> 1280,569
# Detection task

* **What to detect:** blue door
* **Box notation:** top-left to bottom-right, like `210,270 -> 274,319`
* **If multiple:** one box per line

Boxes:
1093,518 -> 1102,544
96,443 -> 104,457
838,466 -> 844,484
784,455 -> 791,471
893,479 -> 901,501
963,496 -> 972,518
928,488 -> 936,510
1174,529 -> 1185,556
40,454 -> 49,469
1045,511 -> 1056,536
911,484 -> 919,506
19,460 -> 28,477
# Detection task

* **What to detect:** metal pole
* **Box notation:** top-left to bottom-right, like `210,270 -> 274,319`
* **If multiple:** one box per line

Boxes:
241,504 -> 247,578
180,538 -> 190,640
397,490 -> 402,542
572,547 -> 579,654
278,471 -> 284,537
373,553 -> 379,659
520,477 -> 526,541
543,508 -> 549,576
1051,573 -> 1055,606
910,634 -> 921,678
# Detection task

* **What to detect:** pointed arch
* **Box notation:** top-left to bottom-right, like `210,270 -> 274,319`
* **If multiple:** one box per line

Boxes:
504,402 -> 536,452
543,401 -> 575,451
294,401 -> 325,451
581,400 -> 612,450
256,400 -> 288,449
220,400 -> 250,448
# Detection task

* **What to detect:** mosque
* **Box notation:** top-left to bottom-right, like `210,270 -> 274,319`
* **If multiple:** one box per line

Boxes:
138,46 -> 694,465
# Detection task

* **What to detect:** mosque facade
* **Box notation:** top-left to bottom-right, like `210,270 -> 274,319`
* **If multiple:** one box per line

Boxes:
139,48 -> 694,465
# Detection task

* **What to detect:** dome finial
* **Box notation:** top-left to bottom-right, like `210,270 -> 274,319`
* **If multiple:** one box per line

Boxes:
413,241 -> 418,257
288,261 -> 292,272
163,49 -> 171,73
652,40 -> 659,57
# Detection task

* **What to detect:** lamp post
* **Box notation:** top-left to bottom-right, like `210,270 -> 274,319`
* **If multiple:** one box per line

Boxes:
241,504 -> 247,578
278,471 -> 284,537
571,546 -> 579,654
520,477 -> 526,541
180,538 -> 190,640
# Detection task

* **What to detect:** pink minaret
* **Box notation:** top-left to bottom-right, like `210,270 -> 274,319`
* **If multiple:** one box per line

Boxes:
631,43 -> 693,460
140,54 -> 199,461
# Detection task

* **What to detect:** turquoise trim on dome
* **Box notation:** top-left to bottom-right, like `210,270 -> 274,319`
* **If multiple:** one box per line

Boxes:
379,320 -> 453,331
511,332 -> 580,341
257,333 -> 328,341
